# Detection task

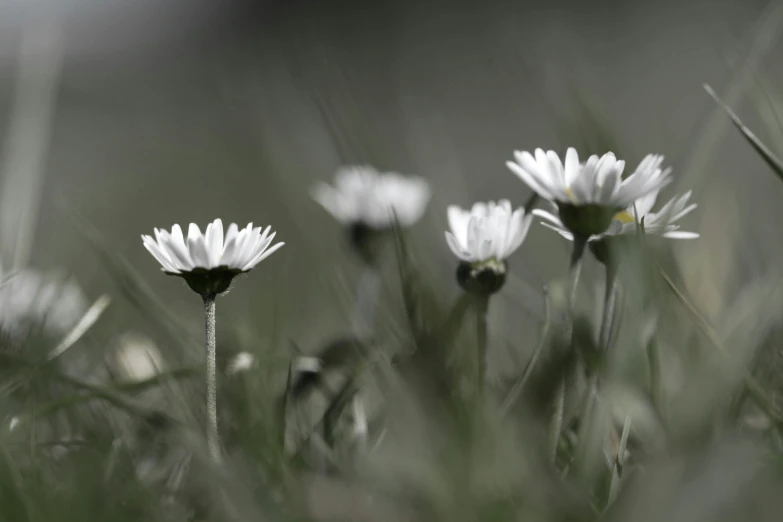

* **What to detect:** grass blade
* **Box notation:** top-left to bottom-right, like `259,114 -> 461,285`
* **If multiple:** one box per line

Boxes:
704,83 -> 783,183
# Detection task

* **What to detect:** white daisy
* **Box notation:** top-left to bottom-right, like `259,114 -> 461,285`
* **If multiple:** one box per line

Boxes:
142,218 -> 284,297
311,165 -> 431,229
445,200 -> 533,264
534,188 -> 699,242
142,218 -> 283,275
506,148 -> 672,236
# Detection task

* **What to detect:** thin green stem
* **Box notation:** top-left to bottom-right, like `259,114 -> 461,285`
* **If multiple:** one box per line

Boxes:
568,235 -> 588,313
204,295 -> 220,461
501,287 -> 551,416
646,338 -> 665,422
475,295 -> 489,394
549,379 -> 565,462
598,265 -> 618,354
351,265 -> 381,341
550,236 -> 587,464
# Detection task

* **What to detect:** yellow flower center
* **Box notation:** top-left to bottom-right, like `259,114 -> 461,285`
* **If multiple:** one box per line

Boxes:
564,187 -> 577,203
613,210 -> 635,224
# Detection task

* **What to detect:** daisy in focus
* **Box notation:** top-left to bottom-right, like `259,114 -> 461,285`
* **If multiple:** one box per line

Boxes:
534,189 -> 699,243
141,218 -> 284,461
311,166 -> 431,262
445,200 -> 533,295
142,218 -> 284,297
506,148 -> 671,237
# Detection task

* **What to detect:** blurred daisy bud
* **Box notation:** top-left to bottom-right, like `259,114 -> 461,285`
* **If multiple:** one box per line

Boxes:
226,351 -> 255,375
141,218 -> 284,299
445,200 -> 533,296
110,332 -> 163,382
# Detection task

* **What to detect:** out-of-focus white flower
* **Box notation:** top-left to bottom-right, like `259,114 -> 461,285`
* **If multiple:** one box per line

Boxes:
293,356 -> 322,374
445,200 -> 533,264
506,148 -> 672,236
227,351 -> 255,375
110,332 -> 164,382
0,267 -> 88,339
311,166 -> 431,229
142,218 -> 284,275
141,218 -> 284,297
534,189 -> 699,242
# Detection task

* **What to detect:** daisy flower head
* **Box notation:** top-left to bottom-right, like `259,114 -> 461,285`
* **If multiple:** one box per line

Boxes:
535,185 -> 699,265
141,218 -> 284,298
312,165 -> 431,229
445,200 -> 533,295
506,148 -> 672,237
311,166 -> 431,262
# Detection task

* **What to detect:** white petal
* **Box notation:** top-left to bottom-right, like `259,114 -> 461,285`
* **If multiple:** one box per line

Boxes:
531,209 -> 563,226
162,227 -> 193,270
143,236 -> 178,272
663,231 -> 699,239
187,223 -> 203,243
187,232 -> 210,269
242,242 -> 285,270
507,161 -> 555,200
564,147 -> 580,186
546,150 -> 566,188
445,231 -> 472,261
541,221 -> 575,241
205,219 -> 223,268
235,226 -> 262,267
447,206 -> 471,249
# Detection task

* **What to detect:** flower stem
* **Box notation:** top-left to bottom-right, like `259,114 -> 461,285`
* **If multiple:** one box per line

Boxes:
203,295 -> 220,461
351,265 -> 381,341
550,235 -> 588,463
475,295 -> 489,394
568,235 -> 588,312
598,264 -> 618,354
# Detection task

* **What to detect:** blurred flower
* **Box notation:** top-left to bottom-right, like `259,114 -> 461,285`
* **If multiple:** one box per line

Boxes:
141,218 -> 284,297
534,189 -> 699,242
0,267 -> 88,339
226,351 -> 255,375
110,332 -> 163,382
445,200 -> 533,295
506,148 -> 671,236
294,355 -> 322,374
311,166 -> 431,230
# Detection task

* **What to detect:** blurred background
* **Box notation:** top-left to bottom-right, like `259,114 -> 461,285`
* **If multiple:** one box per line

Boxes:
2,1 -> 783,519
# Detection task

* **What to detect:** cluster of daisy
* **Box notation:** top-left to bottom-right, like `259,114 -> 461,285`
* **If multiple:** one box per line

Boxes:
137,147 -> 697,460
308,149 -> 697,296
